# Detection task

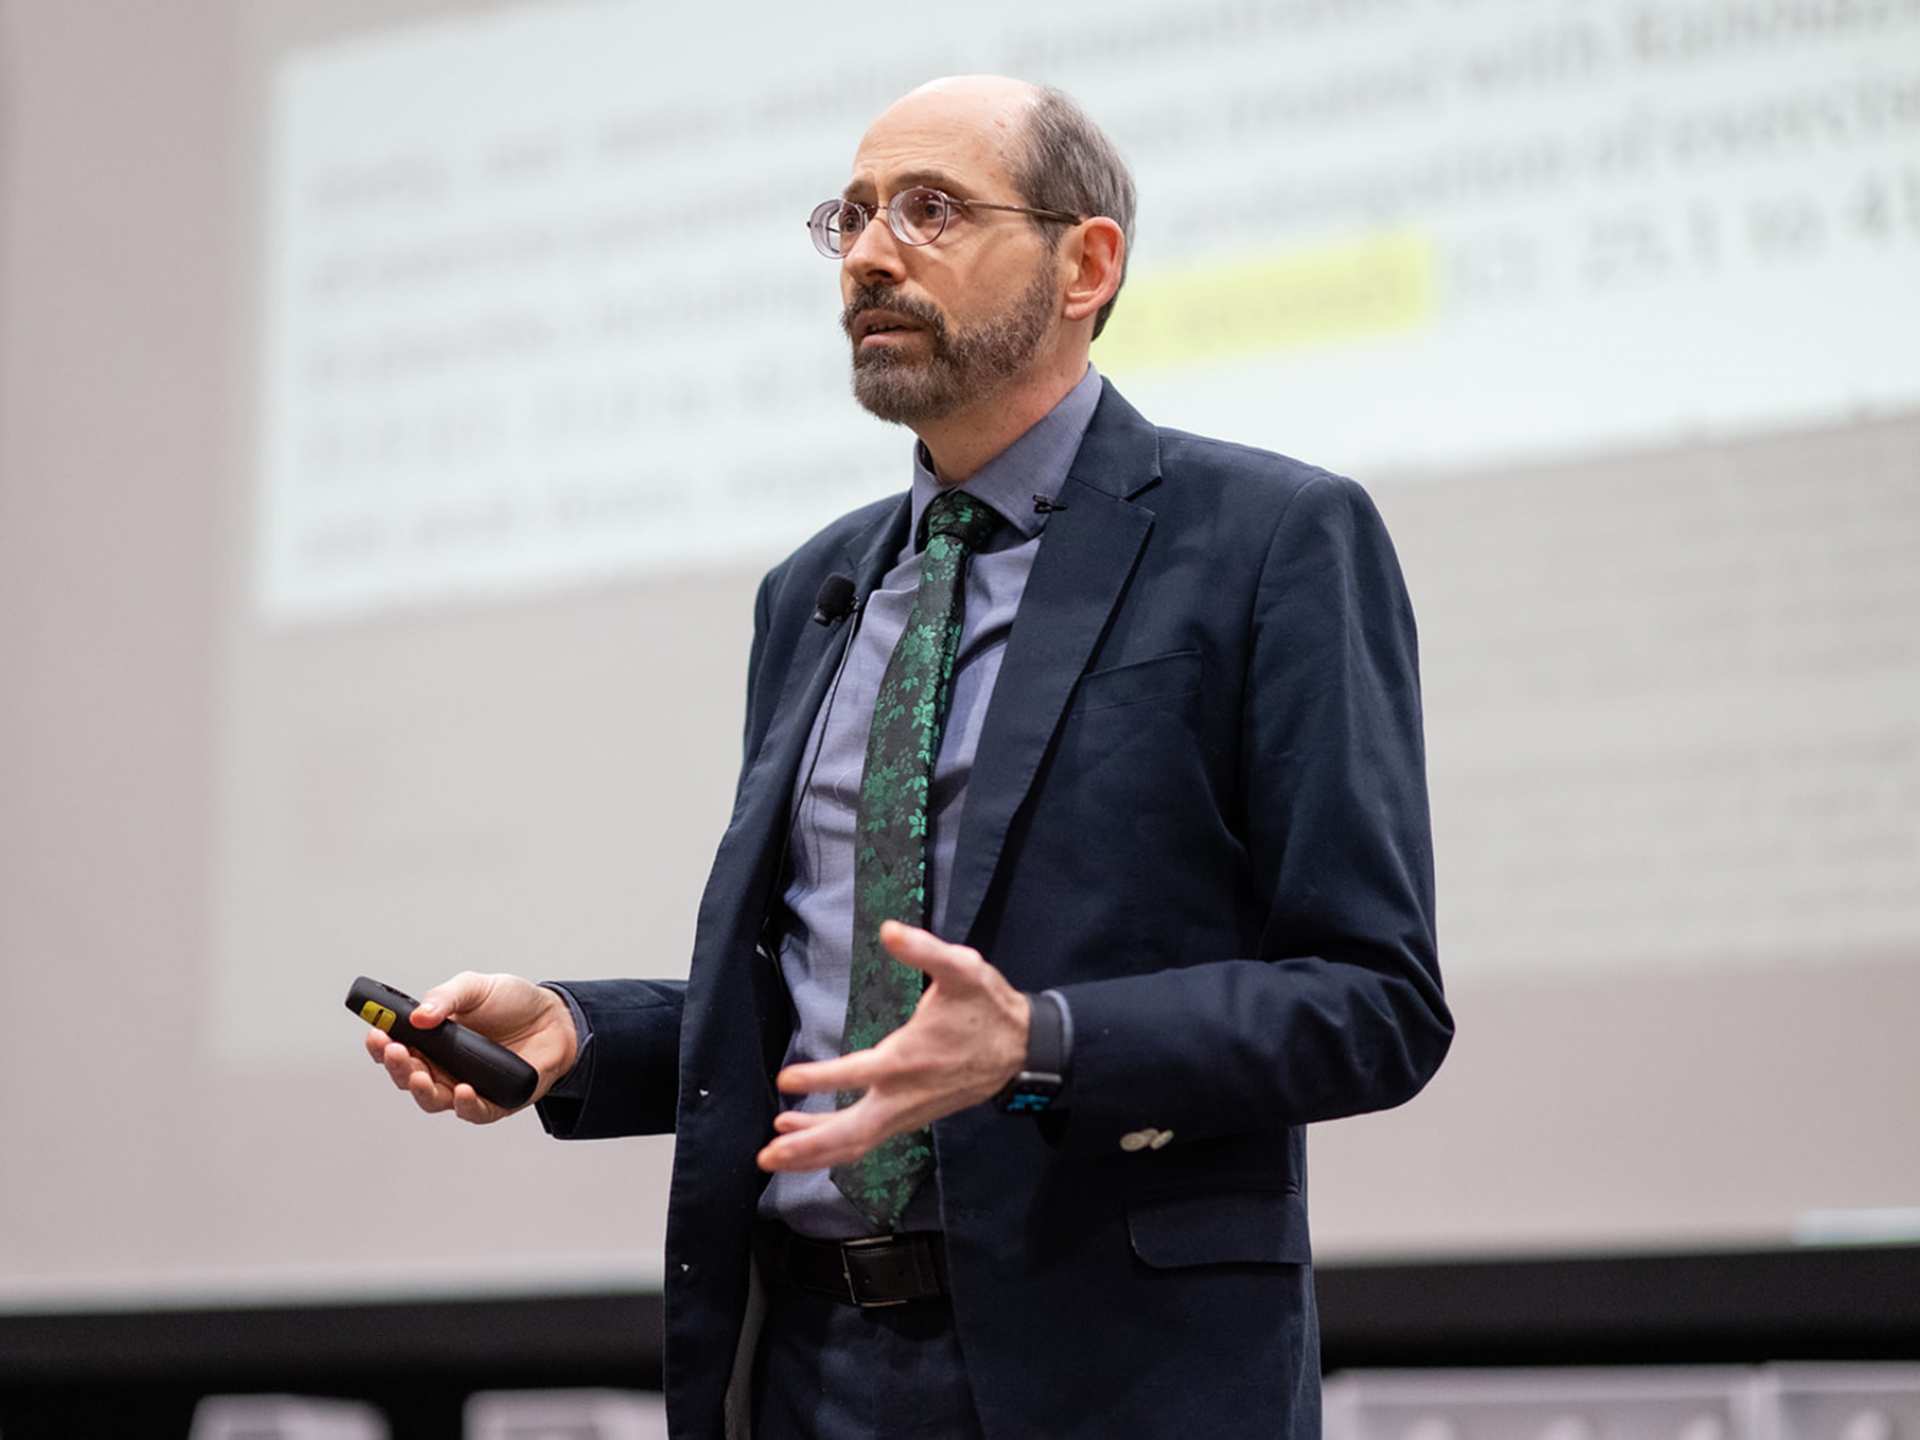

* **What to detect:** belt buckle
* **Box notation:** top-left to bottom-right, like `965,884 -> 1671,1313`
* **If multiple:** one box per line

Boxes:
839,1235 -> 911,1309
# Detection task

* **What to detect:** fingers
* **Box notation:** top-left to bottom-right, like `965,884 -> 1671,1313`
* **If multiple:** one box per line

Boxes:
771,927 -> 985,1099
377,1035 -> 418,1090
406,1063 -> 455,1113
777,1050 -> 886,1096
758,1104 -> 877,1172
410,970 -> 492,1029
362,974 -> 531,1122
878,921 -> 981,985
758,1095 -> 949,1172
373,1035 -> 462,1115
772,1109 -> 830,1134
366,1002 -> 523,1125
450,1082 -> 508,1125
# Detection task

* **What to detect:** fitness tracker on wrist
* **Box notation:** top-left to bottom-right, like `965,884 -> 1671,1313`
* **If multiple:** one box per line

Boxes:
995,991 -> 1067,1114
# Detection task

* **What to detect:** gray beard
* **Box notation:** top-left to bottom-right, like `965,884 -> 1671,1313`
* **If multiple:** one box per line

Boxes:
849,266 -> 1055,426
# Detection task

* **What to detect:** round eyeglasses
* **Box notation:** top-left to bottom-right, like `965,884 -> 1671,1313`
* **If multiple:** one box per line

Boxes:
808,186 -> 1082,258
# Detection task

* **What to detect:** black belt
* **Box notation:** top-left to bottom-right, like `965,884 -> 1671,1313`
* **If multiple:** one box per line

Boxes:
754,1220 -> 950,1308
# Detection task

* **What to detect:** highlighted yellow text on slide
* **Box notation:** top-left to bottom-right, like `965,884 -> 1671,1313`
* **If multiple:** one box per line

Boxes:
1093,229 -> 1436,373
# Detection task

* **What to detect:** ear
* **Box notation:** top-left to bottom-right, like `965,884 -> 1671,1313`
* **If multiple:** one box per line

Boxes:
1059,217 -> 1125,328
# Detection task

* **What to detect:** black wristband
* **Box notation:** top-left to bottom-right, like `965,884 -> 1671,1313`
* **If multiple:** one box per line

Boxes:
994,992 -> 1067,1114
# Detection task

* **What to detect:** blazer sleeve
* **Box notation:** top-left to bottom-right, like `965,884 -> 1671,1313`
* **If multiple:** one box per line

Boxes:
532,978 -> 687,1140
534,568 -> 781,1141
1046,474 -> 1452,1155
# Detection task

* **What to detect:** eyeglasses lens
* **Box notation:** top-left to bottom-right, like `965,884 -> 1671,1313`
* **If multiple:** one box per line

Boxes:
891,189 -> 948,245
810,200 -> 859,258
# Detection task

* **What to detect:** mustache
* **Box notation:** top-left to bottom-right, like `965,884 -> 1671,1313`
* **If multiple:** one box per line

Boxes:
840,286 -> 949,342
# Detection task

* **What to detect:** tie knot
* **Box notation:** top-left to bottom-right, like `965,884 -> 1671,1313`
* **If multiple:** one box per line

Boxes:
920,489 -> 1005,553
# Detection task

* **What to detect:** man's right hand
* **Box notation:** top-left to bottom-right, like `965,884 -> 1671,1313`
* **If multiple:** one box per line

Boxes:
362,972 -> 579,1125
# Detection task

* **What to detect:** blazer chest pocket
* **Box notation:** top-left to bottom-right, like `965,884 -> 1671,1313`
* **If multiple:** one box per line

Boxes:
1126,1186 -> 1311,1269
1068,648 -> 1202,717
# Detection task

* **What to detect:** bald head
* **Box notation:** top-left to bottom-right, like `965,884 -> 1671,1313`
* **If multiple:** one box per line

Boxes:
849,75 -> 1042,224
863,75 -> 1043,164
897,73 -> 1044,106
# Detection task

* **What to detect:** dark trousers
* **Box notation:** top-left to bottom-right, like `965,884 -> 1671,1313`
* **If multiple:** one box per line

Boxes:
749,1281 -> 985,1440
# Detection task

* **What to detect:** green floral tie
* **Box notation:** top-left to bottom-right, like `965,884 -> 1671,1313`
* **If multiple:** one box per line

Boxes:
831,488 -> 1006,1231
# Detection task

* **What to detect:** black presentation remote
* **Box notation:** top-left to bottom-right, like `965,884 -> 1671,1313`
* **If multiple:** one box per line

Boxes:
346,975 -> 539,1110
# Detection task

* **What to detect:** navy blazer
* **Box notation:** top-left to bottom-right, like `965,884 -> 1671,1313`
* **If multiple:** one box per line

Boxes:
540,379 -> 1452,1439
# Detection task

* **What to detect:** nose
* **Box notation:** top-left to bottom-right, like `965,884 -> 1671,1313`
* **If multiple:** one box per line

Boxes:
842,209 -> 907,289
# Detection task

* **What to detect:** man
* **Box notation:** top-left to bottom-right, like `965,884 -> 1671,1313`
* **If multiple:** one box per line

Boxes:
366,76 -> 1451,1440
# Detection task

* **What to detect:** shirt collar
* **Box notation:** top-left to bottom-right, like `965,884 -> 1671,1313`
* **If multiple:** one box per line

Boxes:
907,364 -> 1102,552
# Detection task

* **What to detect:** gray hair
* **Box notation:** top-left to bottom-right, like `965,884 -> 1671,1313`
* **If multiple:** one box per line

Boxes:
1009,86 -> 1136,340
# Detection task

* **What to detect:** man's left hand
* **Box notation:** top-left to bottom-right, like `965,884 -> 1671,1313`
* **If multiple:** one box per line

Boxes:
756,920 -> 1030,1173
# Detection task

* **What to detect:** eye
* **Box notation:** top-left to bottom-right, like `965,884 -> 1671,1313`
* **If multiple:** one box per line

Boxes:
837,202 -> 868,237
899,189 -> 948,232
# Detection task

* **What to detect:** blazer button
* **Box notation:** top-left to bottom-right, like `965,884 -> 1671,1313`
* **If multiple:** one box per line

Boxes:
1149,1129 -> 1174,1149
1120,1129 -> 1155,1152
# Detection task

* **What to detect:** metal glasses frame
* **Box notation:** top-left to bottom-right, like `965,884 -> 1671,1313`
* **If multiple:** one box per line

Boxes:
808,186 -> 1082,257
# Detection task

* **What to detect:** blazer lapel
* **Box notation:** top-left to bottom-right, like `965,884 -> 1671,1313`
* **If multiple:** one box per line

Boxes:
942,382 -> 1161,950
750,492 -> 909,822
749,495 -> 906,792
698,495 -> 909,965
843,496 -> 911,598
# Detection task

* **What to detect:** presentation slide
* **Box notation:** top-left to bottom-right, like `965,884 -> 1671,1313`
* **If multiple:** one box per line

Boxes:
258,0 -> 1920,621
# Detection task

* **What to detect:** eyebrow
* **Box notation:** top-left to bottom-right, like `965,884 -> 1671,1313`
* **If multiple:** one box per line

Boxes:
841,168 -> 978,202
